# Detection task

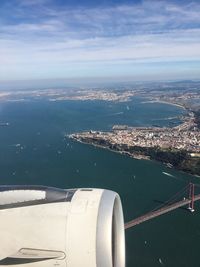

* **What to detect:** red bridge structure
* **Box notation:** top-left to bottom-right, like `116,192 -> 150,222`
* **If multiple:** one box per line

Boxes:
125,183 -> 200,230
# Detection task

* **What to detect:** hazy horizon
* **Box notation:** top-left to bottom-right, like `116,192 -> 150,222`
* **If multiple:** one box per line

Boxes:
0,76 -> 200,91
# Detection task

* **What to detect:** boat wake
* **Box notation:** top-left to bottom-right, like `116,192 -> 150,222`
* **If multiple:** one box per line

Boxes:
162,172 -> 175,178
162,171 -> 183,181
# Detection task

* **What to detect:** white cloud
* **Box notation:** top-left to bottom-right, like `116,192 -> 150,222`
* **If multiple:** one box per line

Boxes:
0,0 -> 200,80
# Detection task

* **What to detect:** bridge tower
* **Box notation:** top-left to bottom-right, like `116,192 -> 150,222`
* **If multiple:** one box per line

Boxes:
188,183 -> 195,212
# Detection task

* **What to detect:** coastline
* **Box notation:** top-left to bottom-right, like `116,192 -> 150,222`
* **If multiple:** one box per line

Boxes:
68,123 -> 200,176
67,96 -> 200,177
141,100 -> 186,110
69,137 -> 150,161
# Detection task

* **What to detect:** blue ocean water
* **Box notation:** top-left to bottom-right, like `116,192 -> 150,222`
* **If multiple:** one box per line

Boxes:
0,97 -> 199,267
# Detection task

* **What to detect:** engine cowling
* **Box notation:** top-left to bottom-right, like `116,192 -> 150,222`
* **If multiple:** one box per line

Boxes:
0,186 -> 125,267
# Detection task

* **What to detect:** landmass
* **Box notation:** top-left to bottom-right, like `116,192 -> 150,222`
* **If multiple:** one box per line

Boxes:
0,80 -> 199,105
0,88 -> 136,102
68,111 -> 200,176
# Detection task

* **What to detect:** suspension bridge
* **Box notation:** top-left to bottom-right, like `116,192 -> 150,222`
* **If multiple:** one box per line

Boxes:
125,183 -> 200,230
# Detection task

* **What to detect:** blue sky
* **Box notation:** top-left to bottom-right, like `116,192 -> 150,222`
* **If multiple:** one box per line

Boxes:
0,0 -> 200,82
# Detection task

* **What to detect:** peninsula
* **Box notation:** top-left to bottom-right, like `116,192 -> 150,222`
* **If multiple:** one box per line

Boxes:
69,112 -> 200,176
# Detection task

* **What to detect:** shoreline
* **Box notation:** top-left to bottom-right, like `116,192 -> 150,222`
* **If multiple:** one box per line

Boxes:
68,132 -> 200,176
69,137 -> 150,161
67,98 -> 199,177
141,100 -> 186,110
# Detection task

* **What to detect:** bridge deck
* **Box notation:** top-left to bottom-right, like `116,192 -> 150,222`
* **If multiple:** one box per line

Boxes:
125,194 -> 200,229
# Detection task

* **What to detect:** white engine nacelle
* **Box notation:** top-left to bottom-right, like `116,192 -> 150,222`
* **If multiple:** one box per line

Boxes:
0,186 -> 125,267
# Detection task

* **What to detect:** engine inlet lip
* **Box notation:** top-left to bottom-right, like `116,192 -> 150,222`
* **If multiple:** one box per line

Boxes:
96,190 -> 125,267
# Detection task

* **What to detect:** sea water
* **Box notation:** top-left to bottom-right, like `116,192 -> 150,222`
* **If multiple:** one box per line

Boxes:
0,97 -> 199,267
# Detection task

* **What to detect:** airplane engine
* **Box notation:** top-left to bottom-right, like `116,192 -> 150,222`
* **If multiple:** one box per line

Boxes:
0,186 -> 125,267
